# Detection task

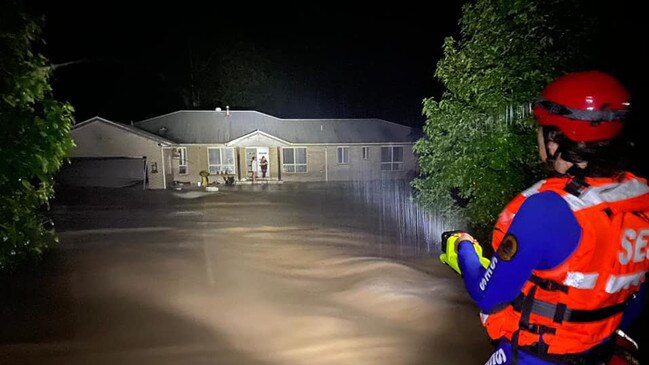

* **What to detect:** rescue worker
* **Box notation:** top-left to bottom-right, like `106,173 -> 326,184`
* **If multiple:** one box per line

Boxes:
441,71 -> 649,364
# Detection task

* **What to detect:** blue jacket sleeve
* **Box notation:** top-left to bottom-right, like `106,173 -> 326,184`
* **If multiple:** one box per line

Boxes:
458,191 -> 582,313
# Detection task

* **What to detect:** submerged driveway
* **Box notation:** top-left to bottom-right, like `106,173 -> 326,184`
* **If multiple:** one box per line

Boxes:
1,184 -> 492,365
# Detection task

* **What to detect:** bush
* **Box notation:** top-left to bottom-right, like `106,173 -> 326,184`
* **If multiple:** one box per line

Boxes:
414,0 -> 596,239
0,2 -> 75,271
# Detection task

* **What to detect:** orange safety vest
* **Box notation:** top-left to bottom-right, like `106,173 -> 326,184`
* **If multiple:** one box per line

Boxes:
483,172 -> 649,355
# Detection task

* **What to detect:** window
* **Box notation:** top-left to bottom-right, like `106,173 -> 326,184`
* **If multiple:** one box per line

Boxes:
380,146 -> 404,171
208,147 -> 235,174
362,146 -> 370,160
282,147 -> 307,172
337,146 -> 349,164
178,147 -> 188,174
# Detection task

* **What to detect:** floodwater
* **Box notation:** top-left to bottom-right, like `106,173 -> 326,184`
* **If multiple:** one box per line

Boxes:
1,182 -> 494,365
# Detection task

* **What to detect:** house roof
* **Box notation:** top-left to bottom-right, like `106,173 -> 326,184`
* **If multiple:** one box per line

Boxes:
74,117 -> 176,145
134,110 -> 420,144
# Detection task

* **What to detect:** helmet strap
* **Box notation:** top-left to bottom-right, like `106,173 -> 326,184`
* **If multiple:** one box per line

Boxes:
546,144 -> 558,163
565,164 -> 587,179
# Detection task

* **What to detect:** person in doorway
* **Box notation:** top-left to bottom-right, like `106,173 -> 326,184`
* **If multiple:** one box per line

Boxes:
440,71 -> 649,364
260,156 -> 268,178
250,156 -> 258,184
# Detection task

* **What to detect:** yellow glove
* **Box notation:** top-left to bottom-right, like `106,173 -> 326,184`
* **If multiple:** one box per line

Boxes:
439,232 -> 490,275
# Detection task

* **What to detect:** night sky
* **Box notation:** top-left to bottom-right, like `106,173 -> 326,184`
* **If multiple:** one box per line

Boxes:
27,1 -> 463,127
26,1 -> 647,136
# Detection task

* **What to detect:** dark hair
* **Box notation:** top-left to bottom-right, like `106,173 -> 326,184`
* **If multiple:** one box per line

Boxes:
542,126 -> 627,178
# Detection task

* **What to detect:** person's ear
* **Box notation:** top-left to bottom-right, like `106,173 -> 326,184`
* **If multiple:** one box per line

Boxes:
537,127 -> 548,162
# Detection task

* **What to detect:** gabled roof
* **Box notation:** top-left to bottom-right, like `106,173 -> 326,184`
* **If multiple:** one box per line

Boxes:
226,129 -> 292,147
74,117 -> 175,145
135,110 -> 420,144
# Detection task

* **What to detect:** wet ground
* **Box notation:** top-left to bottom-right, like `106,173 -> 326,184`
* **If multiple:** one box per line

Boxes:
1,183 -> 646,364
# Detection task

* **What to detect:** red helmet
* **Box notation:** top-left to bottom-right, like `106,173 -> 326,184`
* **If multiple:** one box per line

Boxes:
532,71 -> 630,142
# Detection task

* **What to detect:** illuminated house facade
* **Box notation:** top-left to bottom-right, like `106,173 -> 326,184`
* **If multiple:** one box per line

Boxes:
67,110 -> 420,189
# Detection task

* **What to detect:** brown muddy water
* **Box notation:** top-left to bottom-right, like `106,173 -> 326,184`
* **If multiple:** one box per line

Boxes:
5,181 -> 630,365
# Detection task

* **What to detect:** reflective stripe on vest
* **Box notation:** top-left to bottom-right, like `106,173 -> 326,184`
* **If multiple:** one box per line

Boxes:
606,270 -> 648,293
563,272 -> 599,289
521,178 -> 649,211
563,179 -> 649,212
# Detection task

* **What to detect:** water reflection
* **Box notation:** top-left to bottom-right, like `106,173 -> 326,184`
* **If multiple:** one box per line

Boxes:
0,183 -> 491,365
344,179 -> 445,255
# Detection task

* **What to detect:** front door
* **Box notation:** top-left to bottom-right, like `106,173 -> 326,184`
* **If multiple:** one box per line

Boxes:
245,147 -> 270,179
257,147 -> 269,178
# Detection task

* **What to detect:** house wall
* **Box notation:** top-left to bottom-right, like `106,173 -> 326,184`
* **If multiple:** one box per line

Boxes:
280,144 -> 417,182
168,145 -> 199,185
71,122 -> 418,188
269,147 -> 279,179
162,148 -> 173,189
167,144 -> 418,184
71,122 -> 166,189
236,147 -> 247,180
170,144 -> 242,186
166,145 -> 283,185
281,145 -> 326,182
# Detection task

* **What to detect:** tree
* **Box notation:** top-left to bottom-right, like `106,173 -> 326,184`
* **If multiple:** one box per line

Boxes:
413,0 -> 596,238
0,1 -> 75,271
